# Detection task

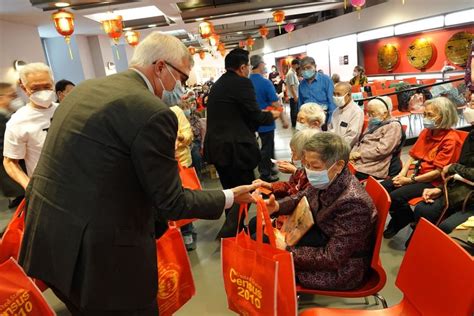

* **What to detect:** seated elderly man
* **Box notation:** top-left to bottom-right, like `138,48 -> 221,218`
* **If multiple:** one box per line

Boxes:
382,97 -> 463,240
296,102 -> 326,132
350,96 -> 405,180
329,82 -> 364,148
263,133 -> 377,290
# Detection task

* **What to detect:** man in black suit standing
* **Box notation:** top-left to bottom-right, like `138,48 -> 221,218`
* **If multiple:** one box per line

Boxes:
18,32 -> 258,315
204,49 -> 280,238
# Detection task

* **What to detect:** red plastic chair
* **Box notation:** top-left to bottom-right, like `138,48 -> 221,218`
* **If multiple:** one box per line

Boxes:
297,177 -> 390,308
299,219 -> 474,316
420,78 -> 437,86
352,84 -> 361,93
402,77 -> 417,85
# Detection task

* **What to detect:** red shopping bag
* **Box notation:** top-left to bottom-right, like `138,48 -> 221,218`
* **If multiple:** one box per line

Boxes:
156,226 -> 196,316
0,258 -> 55,315
0,199 -> 48,292
0,199 -> 26,264
172,164 -> 202,228
222,199 -> 297,316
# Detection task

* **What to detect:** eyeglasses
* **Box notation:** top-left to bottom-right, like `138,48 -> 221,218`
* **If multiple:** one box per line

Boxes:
153,60 -> 189,84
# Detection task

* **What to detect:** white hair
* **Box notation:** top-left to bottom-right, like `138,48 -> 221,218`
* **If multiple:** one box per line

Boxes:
290,129 -> 319,158
299,102 -> 326,125
19,62 -> 53,85
368,96 -> 393,114
130,31 -> 193,67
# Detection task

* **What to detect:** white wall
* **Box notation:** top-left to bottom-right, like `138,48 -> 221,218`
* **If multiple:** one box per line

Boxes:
328,34 -> 358,81
75,35 -> 96,80
190,52 -> 226,85
0,20 -> 46,84
306,40 -> 330,75
255,0 -> 474,55
43,36 -> 86,84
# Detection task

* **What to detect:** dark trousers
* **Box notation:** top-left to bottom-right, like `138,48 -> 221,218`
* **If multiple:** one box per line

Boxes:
215,165 -> 255,237
414,198 -> 474,234
381,179 -> 434,230
289,98 -> 298,128
191,140 -> 202,179
258,130 -> 275,179
49,284 -> 159,316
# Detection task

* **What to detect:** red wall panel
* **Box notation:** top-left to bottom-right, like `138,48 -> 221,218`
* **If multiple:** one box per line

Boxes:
362,25 -> 474,75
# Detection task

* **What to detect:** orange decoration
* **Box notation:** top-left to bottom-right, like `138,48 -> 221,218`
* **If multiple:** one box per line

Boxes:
52,9 -> 75,59
259,25 -> 269,38
102,14 -> 123,44
124,30 -> 140,47
239,41 -> 246,48
220,50 -> 226,57
188,46 -> 196,55
272,10 -> 285,33
199,51 -> 206,60
246,37 -> 255,50
217,43 -> 225,52
209,33 -> 220,47
199,21 -> 214,39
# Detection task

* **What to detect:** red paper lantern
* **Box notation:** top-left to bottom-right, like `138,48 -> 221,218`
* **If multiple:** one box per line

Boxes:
259,25 -> 269,38
124,30 -> 140,47
246,37 -> 255,50
239,40 -> 246,48
209,33 -> 220,47
351,0 -> 366,10
217,43 -> 225,52
199,51 -> 206,60
52,9 -> 75,59
284,23 -> 295,34
102,13 -> 123,45
272,10 -> 285,33
220,50 -> 226,57
199,21 -> 214,39
188,46 -> 196,55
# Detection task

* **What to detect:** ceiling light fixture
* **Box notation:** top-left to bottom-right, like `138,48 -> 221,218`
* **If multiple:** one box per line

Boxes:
237,31 -> 243,34
148,24 -> 157,28
195,18 -> 205,21
55,2 -> 70,7
85,6 -> 164,23
260,8 -> 272,12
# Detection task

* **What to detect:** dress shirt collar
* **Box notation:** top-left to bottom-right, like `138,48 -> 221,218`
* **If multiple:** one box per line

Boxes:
130,68 -> 154,94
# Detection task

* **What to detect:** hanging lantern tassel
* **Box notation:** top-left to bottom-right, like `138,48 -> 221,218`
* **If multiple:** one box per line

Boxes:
357,6 -> 361,19
344,0 -> 347,9
402,0 -> 405,4
115,43 -> 120,60
65,36 -> 73,60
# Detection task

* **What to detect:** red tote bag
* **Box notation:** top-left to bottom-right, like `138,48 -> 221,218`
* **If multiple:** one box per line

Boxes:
222,200 -> 297,316
0,199 -> 26,264
172,164 -> 202,228
156,226 -> 196,316
0,258 -> 55,316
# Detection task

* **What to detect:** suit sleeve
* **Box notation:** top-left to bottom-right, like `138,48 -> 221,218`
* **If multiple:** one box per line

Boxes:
238,78 -> 274,126
131,109 -> 225,220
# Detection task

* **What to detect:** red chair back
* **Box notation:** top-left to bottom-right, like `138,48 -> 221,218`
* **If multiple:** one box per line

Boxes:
396,219 -> 474,316
402,77 -> 418,85
365,177 -> 391,270
351,84 -> 361,93
375,88 -> 399,111
347,162 -> 356,175
421,78 -> 437,85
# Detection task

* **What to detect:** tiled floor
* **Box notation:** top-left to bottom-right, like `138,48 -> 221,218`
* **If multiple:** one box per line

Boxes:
1,103 -> 466,315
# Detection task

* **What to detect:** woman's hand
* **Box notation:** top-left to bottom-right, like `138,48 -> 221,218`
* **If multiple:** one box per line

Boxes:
277,161 -> 297,174
393,175 -> 412,187
349,152 -> 361,161
441,164 -> 452,180
265,194 -> 279,214
252,179 -> 272,189
422,188 -> 442,203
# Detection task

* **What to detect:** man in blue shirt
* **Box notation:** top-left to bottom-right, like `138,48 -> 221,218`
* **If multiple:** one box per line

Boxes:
298,56 -> 336,128
249,55 -> 282,182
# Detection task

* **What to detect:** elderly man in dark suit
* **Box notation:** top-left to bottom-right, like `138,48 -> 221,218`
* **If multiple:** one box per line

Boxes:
204,49 -> 280,238
18,32 -> 258,316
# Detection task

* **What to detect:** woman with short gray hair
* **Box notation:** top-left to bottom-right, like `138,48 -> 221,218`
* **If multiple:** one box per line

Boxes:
296,102 -> 326,131
381,97 -> 463,241
350,96 -> 405,180
264,132 -> 377,290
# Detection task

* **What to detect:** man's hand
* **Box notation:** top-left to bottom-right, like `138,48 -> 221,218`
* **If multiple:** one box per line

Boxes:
252,179 -> 272,189
350,152 -> 361,161
231,183 -> 261,204
422,188 -> 442,203
277,161 -> 297,174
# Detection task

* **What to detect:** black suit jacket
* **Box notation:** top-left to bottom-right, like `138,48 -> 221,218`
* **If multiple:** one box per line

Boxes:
204,71 -> 273,170
18,70 -> 225,311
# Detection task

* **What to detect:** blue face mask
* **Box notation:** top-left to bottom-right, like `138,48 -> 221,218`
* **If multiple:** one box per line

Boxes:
158,64 -> 184,107
423,117 -> 436,129
302,69 -> 316,80
183,109 -> 191,116
368,117 -> 383,129
305,164 -> 334,190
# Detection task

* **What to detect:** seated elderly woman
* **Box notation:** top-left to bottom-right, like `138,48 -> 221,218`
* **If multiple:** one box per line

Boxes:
296,102 -> 326,131
382,97 -> 463,240
254,129 -> 318,195
262,132 -> 377,290
350,96 -> 405,180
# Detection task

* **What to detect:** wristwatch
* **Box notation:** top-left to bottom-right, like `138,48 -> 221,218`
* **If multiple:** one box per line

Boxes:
411,174 -> 417,183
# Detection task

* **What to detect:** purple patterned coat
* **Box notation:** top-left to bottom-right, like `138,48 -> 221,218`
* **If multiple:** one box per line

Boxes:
277,167 -> 377,290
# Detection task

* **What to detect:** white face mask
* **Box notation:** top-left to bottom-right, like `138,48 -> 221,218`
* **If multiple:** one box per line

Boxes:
295,122 -> 308,131
30,90 -> 55,108
333,94 -> 348,107
9,97 -> 25,111
464,107 -> 474,125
